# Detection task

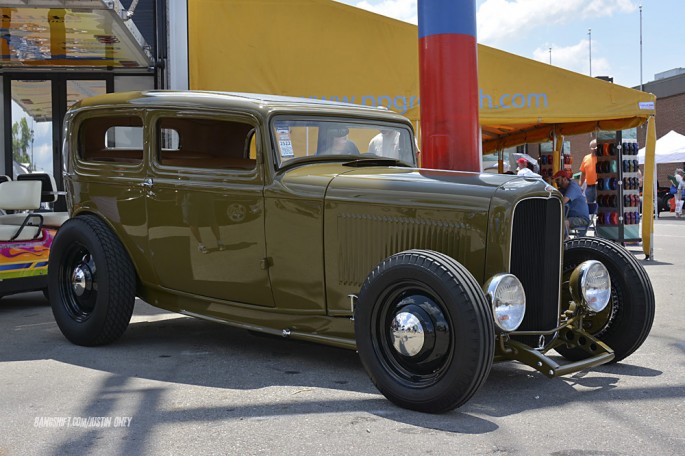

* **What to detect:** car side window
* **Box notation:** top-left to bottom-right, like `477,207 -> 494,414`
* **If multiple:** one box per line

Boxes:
78,116 -> 144,164
156,117 -> 257,170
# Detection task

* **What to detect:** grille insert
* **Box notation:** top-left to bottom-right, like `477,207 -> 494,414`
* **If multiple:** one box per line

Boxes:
510,198 -> 562,336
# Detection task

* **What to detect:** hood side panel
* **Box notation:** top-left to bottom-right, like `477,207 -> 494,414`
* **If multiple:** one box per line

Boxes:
336,210 -> 485,288
323,170 -> 497,315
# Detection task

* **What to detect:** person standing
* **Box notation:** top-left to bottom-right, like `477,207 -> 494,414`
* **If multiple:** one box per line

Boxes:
554,169 -> 590,237
579,139 -> 598,204
368,129 -> 400,158
516,157 -> 541,178
318,127 -> 360,155
675,169 -> 685,218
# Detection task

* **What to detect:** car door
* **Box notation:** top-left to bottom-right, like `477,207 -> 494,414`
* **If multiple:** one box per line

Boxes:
144,110 -> 274,307
68,110 -> 152,281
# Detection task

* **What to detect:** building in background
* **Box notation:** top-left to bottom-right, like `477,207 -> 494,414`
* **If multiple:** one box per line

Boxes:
0,0 -> 166,209
637,70 -> 685,186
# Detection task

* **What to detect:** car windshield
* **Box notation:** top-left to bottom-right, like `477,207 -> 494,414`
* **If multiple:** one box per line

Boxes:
272,117 -> 416,168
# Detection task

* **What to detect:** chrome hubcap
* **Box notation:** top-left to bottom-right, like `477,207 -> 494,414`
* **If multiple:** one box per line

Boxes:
390,311 -> 425,357
71,267 -> 86,296
383,293 -> 451,377
71,257 -> 93,297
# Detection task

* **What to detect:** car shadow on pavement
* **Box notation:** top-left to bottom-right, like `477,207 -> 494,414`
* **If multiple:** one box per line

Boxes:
622,247 -> 673,266
470,357 -> 677,421
1,293 -> 681,441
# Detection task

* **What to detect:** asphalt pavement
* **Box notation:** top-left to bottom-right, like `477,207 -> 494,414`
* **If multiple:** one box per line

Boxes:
1,215 -> 684,456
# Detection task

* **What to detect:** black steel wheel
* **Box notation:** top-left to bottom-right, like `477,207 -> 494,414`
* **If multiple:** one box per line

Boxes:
557,238 -> 654,362
48,214 -> 136,346
355,250 -> 494,413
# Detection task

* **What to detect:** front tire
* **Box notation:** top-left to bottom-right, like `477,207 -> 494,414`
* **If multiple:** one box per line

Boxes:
48,215 -> 136,346
557,238 -> 654,362
355,250 -> 494,413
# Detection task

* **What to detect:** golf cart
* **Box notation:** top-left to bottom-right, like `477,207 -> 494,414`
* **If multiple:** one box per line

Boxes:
0,173 -> 68,300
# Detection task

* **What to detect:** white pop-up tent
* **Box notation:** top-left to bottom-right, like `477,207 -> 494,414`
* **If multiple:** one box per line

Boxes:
638,130 -> 685,164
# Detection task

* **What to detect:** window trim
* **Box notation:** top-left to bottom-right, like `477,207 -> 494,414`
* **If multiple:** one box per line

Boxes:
75,110 -> 145,167
148,110 -> 263,179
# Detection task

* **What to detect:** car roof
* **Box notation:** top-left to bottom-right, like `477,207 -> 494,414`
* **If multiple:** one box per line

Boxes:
71,90 -> 411,124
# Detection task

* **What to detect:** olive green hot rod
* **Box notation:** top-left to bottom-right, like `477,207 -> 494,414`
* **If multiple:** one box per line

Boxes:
49,91 -> 654,413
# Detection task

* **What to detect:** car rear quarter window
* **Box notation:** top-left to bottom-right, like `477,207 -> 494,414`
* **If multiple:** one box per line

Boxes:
156,117 -> 257,171
78,116 -> 143,164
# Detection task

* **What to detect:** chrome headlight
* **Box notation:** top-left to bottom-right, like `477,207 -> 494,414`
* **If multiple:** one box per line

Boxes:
483,274 -> 526,332
569,260 -> 611,312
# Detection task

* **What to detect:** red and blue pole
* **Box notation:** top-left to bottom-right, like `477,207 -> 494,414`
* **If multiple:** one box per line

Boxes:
418,0 -> 481,172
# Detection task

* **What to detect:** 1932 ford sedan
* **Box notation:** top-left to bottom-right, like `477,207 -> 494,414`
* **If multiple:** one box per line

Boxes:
50,91 -> 654,413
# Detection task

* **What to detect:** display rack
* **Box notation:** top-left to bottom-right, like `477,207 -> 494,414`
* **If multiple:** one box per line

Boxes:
594,131 -> 641,243
538,149 -> 572,183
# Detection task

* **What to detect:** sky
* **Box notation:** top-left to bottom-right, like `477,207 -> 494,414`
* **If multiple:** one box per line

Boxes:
334,0 -> 684,89
11,102 -> 53,175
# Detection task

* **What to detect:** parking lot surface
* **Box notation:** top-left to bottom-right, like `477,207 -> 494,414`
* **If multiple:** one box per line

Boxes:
1,216 -> 684,456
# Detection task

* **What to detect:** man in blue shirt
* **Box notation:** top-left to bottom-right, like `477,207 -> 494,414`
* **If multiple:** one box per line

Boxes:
553,170 -> 590,237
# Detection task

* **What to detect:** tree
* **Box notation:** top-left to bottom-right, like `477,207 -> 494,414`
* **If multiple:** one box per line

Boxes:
12,117 -> 33,169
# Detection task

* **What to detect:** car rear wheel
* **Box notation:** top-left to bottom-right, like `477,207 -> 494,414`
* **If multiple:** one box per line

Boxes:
355,249 -> 494,413
48,214 -> 136,346
557,238 -> 654,363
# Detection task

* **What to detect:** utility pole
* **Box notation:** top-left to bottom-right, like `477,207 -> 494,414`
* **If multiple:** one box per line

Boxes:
640,5 -> 644,92
588,28 -> 592,76
549,47 -> 552,64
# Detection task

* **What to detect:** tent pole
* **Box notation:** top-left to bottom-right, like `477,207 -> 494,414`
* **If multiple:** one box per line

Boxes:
642,116 -> 656,260
552,129 -> 561,177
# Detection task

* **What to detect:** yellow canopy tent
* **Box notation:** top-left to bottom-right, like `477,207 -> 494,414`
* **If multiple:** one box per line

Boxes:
188,0 -> 657,256
478,45 -> 655,153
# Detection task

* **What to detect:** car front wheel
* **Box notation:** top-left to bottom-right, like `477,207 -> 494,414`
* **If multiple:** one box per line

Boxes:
355,249 -> 494,413
48,214 -> 136,346
557,238 -> 655,362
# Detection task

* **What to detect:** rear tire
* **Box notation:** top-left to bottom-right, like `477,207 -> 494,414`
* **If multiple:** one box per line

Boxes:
557,238 -> 654,362
49,215 -> 136,346
355,249 -> 494,413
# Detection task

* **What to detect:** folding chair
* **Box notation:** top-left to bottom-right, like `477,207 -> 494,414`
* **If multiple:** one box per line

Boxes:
569,220 -> 591,238
587,202 -> 598,233
566,204 -> 592,238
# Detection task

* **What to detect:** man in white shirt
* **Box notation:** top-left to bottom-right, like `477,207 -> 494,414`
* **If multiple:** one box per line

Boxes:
516,157 -> 541,178
368,129 -> 400,159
